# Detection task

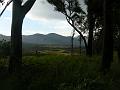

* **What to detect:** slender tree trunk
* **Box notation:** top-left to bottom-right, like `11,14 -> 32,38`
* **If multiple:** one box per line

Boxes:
87,15 -> 95,56
118,34 -> 120,61
66,20 -> 88,55
71,29 -> 75,55
76,29 -> 88,55
9,0 -> 36,73
102,0 -> 113,72
118,44 -> 120,61
79,36 -> 81,54
9,2 -> 25,73
87,1 -> 95,56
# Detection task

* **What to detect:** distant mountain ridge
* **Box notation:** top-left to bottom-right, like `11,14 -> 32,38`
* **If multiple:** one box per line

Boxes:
0,33 -> 84,47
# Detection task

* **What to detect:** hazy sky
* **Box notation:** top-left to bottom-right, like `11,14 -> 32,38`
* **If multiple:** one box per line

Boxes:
0,0 -> 86,36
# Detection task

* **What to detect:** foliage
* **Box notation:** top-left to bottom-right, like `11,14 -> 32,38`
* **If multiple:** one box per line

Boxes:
0,54 -> 120,90
47,0 -> 88,53
0,39 -> 10,58
0,0 -> 4,5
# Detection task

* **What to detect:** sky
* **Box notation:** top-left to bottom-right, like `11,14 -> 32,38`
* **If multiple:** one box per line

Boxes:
0,0 -> 86,36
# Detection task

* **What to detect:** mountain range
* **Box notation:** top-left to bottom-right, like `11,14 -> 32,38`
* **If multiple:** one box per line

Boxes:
0,33 -> 84,47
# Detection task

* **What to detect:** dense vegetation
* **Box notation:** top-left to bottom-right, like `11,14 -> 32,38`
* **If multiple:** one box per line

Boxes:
0,53 -> 120,90
0,40 -> 10,58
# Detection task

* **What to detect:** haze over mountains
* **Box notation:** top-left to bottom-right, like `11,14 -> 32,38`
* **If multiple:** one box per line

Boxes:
0,33 -> 84,47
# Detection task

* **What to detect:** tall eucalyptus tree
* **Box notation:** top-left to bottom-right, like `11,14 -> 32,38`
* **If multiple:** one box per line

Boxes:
47,0 -> 88,53
84,0 -> 103,56
9,0 -> 36,73
102,0 -> 120,71
102,0 -> 113,72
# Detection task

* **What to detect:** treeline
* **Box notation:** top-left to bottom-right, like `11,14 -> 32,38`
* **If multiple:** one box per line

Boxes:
47,0 -> 120,73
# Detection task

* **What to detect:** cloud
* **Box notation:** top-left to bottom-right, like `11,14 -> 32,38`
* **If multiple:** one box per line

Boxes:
0,0 -> 83,36
27,0 -> 87,20
27,0 -> 66,20
22,18 -> 73,36
0,0 -> 86,21
24,0 -> 73,36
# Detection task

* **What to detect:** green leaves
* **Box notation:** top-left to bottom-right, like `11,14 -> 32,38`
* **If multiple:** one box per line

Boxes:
47,0 -> 85,14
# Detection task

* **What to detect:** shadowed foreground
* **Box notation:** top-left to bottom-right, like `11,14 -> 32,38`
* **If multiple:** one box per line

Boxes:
0,54 -> 120,90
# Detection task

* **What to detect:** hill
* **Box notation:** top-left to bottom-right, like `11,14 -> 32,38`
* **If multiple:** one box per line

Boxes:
0,33 -> 84,47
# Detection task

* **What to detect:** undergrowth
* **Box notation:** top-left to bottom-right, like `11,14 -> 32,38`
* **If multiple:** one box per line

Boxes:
0,54 -> 120,90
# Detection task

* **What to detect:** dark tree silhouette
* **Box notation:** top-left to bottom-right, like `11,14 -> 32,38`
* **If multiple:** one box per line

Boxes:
87,1 -> 95,56
79,36 -> 82,54
86,0 -> 120,71
112,1 -> 120,61
9,0 -> 36,73
71,29 -> 75,55
47,0 -> 88,54
0,0 -> 4,5
84,0 -> 103,56
102,0 -> 113,72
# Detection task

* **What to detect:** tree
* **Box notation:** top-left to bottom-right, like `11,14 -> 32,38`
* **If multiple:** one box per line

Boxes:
102,0 -> 113,72
9,0 -> 36,73
112,0 -> 120,61
47,0 -> 88,54
71,29 -> 75,55
84,0 -> 103,56
87,1 -> 95,56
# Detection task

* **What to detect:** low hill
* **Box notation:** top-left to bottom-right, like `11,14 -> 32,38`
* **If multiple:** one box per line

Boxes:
0,33 -> 84,51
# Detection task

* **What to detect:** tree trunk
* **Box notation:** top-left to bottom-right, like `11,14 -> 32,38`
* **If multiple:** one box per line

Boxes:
71,29 -> 75,55
66,19 -> 88,55
87,1 -> 95,56
102,0 -> 113,72
75,27 -> 88,55
118,34 -> 120,62
87,15 -> 95,56
118,44 -> 120,61
9,2 -> 25,73
79,36 -> 81,54
9,0 -> 36,73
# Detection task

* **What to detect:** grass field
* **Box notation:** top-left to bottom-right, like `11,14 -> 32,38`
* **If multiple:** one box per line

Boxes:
0,52 -> 120,90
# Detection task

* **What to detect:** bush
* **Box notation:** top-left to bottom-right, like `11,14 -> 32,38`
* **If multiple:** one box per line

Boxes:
0,39 -> 10,58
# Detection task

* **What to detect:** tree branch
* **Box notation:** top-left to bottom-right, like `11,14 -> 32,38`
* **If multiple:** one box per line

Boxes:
22,0 -> 36,15
13,0 -> 22,7
66,15 -> 88,52
0,0 -> 13,17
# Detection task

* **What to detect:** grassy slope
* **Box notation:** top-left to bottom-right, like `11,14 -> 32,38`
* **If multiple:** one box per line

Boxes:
0,53 -> 120,90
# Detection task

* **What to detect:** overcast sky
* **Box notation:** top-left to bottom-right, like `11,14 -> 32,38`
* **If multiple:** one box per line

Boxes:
0,0 -> 86,36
